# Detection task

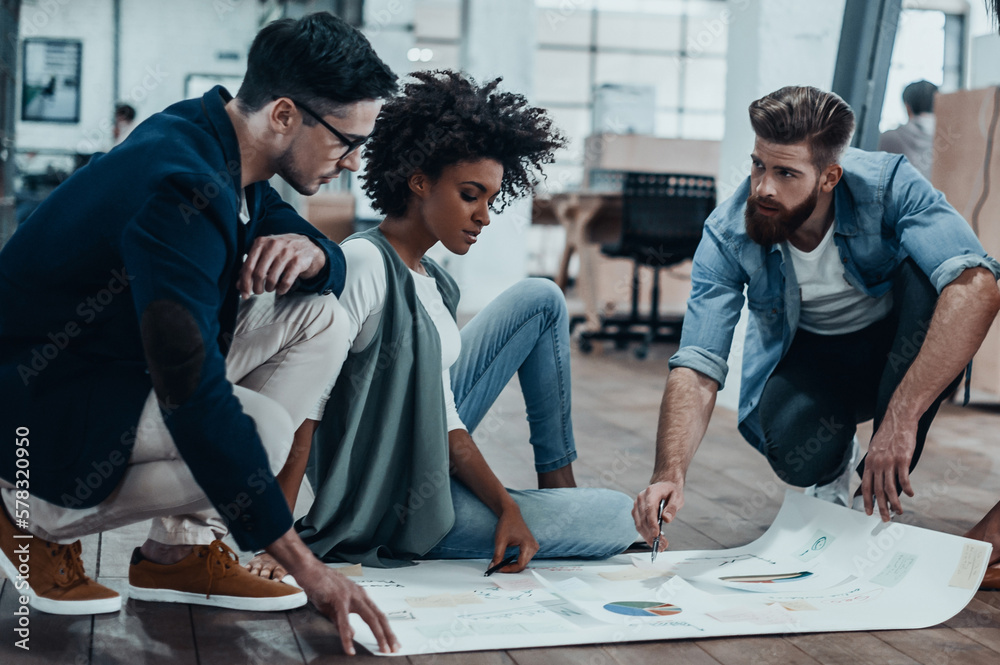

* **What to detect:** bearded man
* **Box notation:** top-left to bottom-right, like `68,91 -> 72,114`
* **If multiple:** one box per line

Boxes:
631,86 -> 1000,544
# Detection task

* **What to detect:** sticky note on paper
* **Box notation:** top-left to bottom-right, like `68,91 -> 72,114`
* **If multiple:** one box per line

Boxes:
707,604 -> 797,626
871,553 -> 917,588
949,542 -> 990,590
599,567 -> 670,582
406,594 -> 456,608
553,577 -> 603,601
532,565 -> 583,572
492,576 -> 543,591
450,592 -> 483,605
336,563 -> 363,577
405,593 -> 484,608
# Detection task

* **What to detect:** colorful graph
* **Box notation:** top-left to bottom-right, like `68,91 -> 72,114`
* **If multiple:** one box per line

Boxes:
603,601 -> 683,617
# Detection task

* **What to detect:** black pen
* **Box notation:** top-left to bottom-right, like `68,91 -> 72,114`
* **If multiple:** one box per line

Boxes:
484,554 -> 518,577
652,498 -> 666,563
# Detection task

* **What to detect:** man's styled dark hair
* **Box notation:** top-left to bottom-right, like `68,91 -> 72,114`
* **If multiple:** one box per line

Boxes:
903,80 -> 938,116
361,70 -> 565,217
748,86 -> 856,170
236,12 -> 397,118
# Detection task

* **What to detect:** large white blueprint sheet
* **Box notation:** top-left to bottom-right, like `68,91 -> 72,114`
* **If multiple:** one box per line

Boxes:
340,491 -> 990,656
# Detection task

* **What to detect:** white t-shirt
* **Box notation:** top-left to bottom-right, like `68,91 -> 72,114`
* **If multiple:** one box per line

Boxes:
239,194 -> 250,225
308,237 -> 466,432
787,221 -> 893,335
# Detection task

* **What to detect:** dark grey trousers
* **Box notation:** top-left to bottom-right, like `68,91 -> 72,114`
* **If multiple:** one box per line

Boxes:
757,259 -> 961,487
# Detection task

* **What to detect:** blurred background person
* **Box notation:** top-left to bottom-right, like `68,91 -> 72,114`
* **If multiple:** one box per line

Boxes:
112,102 -> 136,146
878,79 -> 938,179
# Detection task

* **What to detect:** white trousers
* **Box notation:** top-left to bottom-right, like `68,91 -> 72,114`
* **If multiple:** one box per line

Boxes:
2,291 -> 347,546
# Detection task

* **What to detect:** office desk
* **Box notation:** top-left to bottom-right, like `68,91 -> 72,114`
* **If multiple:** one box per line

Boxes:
537,192 -> 623,330
536,192 -> 694,336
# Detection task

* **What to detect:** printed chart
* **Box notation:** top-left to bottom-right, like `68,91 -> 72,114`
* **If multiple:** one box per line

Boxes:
339,491 -> 989,656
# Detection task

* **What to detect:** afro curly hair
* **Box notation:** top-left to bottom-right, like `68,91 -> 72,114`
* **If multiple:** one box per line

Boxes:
361,70 -> 565,218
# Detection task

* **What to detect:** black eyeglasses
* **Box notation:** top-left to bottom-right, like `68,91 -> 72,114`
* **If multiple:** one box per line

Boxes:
275,96 -> 370,159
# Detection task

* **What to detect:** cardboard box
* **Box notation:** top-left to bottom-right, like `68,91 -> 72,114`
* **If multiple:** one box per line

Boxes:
306,192 -> 356,243
583,134 -> 720,179
933,87 -> 1000,398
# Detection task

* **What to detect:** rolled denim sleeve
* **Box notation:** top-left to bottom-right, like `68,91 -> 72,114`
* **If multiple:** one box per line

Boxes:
886,157 -> 1000,292
668,223 -> 747,389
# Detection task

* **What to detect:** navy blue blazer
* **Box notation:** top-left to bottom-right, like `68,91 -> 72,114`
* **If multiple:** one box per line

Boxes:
0,87 -> 346,550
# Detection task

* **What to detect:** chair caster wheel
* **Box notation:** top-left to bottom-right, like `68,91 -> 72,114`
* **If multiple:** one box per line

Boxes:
634,345 -> 649,360
579,337 -> 594,354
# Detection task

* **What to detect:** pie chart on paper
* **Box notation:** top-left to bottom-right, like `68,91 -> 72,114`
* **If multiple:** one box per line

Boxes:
603,601 -> 683,617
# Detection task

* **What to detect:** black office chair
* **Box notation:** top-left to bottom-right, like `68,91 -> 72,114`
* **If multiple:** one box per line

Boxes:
578,172 -> 715,359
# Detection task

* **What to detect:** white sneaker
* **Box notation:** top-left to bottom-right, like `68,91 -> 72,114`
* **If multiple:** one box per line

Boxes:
803,436 -> 860,508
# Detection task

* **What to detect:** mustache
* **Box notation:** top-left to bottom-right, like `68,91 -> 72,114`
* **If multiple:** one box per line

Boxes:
746,195 -> 784,213
744,190 -> 817,246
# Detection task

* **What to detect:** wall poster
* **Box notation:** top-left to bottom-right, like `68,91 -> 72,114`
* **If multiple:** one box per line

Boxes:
22,38 -> 81,123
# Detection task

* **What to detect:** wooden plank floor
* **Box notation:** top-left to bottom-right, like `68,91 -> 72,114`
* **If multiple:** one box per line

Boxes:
4,336 -> 1000,663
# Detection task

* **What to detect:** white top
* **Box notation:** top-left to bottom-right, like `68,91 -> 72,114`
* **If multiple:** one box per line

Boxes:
239,194 -> 250,225
308,237 -> 466,432
787,221 -> 893,335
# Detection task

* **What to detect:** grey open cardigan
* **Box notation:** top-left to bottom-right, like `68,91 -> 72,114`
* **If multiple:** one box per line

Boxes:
296,227 -> 460,566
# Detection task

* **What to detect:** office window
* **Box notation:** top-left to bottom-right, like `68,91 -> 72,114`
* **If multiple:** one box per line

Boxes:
537,50 -> 591,104
879,8 -> 963,133
534,0 -> 728,189
407,0 -> 730,190
595,13 -> 683,50
415,1 -> 461,40
536,5 -> 592,47
413,0 -> 461,71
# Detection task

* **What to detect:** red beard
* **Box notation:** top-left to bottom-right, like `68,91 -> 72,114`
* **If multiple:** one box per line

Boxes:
744,188 -> 818,246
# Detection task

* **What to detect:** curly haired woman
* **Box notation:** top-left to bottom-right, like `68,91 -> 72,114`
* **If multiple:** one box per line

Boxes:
246,71 -> 636,576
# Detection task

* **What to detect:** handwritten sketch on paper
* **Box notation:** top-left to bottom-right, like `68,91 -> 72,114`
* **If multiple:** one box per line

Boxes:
339,491 -> 989,656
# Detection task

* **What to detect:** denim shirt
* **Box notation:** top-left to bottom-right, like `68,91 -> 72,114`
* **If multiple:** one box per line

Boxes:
669,148 -> 1000,450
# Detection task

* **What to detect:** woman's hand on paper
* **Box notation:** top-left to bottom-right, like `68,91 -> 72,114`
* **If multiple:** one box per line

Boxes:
491,503 -> 539,573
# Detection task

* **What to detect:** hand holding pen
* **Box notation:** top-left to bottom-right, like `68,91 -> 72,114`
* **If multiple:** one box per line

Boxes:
652,498 -> 666,563
484,554 -> 519,577
487,507 -> 540,574
632,481 -> 682,557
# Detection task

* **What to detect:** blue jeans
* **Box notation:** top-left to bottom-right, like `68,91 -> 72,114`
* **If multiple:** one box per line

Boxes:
425,279 -> 637,560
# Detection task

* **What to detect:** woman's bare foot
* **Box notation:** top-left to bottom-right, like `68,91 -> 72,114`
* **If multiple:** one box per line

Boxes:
244,551 -> 287,580
538,464 -> 576,489
964,499 -> 1000,566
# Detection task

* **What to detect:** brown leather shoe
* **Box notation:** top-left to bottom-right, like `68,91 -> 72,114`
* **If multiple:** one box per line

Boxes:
128,540 -> 306,611
981,565 -> 1000,590
0,503 -> 120,615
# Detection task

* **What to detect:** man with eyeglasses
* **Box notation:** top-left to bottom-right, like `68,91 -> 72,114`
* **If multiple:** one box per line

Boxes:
0,12 -> 401,655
